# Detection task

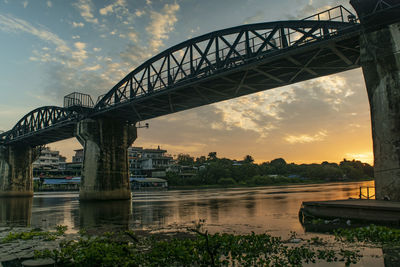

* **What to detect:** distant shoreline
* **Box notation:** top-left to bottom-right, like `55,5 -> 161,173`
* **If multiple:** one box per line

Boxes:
165,178 -> 374,190
31,178 -> 374,192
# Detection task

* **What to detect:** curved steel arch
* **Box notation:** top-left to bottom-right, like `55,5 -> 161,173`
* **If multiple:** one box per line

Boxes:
95,7 -> 358,110
0,106 -> 77,143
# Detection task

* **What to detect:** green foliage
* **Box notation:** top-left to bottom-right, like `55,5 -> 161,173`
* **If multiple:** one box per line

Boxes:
340,159 -> 374,180
335,225 -> 400,245
31,226 -> 362,267
217,177 -> 236,185
167,152 -> 373,187
248,175 -> 302,186
176,153 -> 194,166
2,225 -> 67,243
207,152 -> 218,161
243,155 -> 254,163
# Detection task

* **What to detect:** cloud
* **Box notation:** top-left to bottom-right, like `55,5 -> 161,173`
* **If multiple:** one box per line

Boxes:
99,0 -> 127,16
72,35 -> 80,39
93,47 -> 101,52
71,41 -> 88,62
47,1 -> 52,7
127,31 -> 138,42
285,130 -> 327,144
72,21 -> 84,28
120,43 -> 152,66
0,14 -> 69,53
146,3 -> 180,52
243,11 -> 265,24
345,152 -> 373,164
287,0 -> 348,20
73,0 -> 98,24
99,0 -> 132,24
22,1 -> 28,8
83,64 -> 101,71
99,5 -> 113,15
135,9 -> 145,17
42,63 -> 113,100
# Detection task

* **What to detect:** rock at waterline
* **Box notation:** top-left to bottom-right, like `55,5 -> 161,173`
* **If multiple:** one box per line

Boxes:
21,258 -> 55,267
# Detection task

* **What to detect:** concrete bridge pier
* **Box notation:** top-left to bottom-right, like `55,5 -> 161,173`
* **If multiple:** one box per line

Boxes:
76,118 -> 137,200
351,0 -> 400,200
0,145 -> 38,197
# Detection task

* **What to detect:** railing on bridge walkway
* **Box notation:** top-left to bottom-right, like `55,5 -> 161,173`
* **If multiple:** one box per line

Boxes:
302,5 -> 357,23
359,186 -> 375,200
64,92 -> 94,109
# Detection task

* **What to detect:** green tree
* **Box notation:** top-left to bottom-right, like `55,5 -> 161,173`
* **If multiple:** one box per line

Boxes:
243,155 -> 254,164
177,153 -> 195,166
207,152 -> 218,162
269,158 -> 288,174
195,156 -> 206,165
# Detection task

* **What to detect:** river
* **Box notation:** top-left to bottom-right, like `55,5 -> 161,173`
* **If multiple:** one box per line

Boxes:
0,180 -> 389,266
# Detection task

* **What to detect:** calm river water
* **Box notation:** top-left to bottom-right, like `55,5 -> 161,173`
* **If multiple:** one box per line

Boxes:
1,180 -> 389,266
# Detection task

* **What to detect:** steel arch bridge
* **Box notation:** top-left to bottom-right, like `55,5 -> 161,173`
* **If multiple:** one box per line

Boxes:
1,106 -> 78,146
94,6 -> 360,122
0,6 -> 366,147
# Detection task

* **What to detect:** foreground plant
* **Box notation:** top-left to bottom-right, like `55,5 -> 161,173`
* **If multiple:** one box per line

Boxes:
30,225 -> 362,267
1,225 -> 67,243
334,224 -> 400,245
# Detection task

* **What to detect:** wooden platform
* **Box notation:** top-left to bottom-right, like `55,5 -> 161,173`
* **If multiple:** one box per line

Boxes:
300,199 -> 400,223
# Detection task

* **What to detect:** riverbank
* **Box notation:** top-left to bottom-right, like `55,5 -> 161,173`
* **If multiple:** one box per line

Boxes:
30,178 -> 374,192
168,178 -> 374,190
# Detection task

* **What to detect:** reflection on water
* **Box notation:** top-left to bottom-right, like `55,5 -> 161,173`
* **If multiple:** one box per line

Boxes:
0,181 -> 376,235
0,197 -> 32,227
80,200 -> 131,234
1,181 -> 390,266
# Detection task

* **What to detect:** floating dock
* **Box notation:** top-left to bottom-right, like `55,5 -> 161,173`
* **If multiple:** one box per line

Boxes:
300,199 -> 400,224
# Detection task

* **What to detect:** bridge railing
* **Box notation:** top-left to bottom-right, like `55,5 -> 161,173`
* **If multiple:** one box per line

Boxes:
64,92 -> 94,109
302,5 -> 357,23
359,186 -> 375,200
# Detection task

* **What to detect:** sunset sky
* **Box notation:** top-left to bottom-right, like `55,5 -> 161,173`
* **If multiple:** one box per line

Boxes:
0,0 -> 373,164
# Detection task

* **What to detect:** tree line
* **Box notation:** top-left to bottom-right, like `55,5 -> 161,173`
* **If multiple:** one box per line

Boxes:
166,152 -> 374,186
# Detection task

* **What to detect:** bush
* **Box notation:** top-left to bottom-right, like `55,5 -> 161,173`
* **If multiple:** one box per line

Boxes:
217,177 -> 236,185
251,175 -> 274,185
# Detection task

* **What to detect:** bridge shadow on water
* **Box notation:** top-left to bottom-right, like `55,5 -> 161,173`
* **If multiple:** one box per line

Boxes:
79,200 -> 131,235
0,198 -> 32,227
0,196 -> 132,235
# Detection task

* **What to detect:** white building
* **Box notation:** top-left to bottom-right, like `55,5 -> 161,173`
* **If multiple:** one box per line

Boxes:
128,146 -> 173,178
33,147 -> 65,170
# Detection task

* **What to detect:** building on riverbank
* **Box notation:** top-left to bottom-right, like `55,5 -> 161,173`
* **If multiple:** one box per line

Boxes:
128,146 -> 173,178
130,177 -> 168,190
34,177 -> 81,191
33,147 -> 66,170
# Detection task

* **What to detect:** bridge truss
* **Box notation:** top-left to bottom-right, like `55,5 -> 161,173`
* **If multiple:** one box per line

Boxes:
94,6 -> 360,122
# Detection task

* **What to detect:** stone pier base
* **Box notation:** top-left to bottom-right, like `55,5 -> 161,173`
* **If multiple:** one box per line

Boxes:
358,21 -> 400,200
77,118 -> 137,200
0,145 -> 38,197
